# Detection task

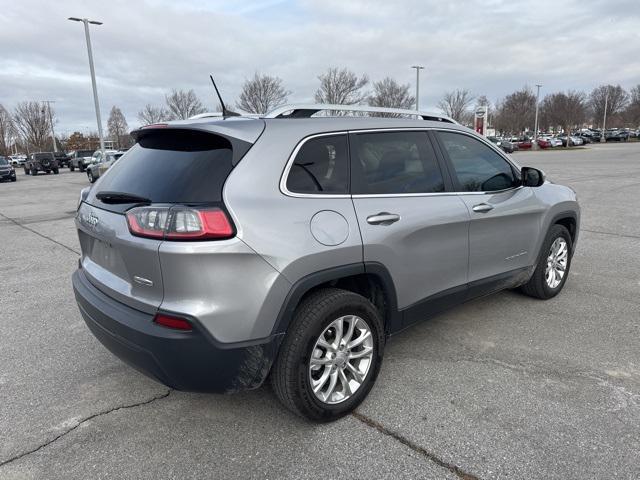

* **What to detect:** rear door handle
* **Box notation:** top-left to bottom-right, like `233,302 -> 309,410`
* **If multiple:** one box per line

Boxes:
366,212 -> 400,225
472,203 -> 494,213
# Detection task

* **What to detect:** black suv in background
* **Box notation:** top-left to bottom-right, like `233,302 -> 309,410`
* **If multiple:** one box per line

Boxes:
605,129 -> 629,141
0,156 -> 17,182
53,151 -> 71,168
24,152 -> 59,175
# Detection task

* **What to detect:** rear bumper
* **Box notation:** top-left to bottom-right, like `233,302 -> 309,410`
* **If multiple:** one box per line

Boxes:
72,269 -> 282,393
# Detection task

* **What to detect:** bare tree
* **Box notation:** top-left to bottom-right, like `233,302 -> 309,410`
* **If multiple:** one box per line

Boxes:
13,101 -> 52,151
623,84 -> 640,127
367,77 -> 415,116
314,68 -> 369,106
137,104 -> 170,125
236,73 -> 290,114
589,85 -> 629,128
0,104 -> 14,156
165,89 -> 206,120
107,106 -> 129,149
437,89 -> 475,123
493,87 -> 537,134
540,91 -> 587,135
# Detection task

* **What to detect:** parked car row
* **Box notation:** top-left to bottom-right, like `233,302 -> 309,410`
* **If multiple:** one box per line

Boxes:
13,148 -> 126,182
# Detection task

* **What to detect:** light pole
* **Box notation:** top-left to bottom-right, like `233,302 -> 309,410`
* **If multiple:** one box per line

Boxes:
411,65 -> 425,111
68,17 -> 105,155
601,91 -> 609,143
43,100 -> 57,152
533,84 -> 542,149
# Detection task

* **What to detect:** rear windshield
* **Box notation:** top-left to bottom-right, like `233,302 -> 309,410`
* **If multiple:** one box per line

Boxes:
77,150 -> 94,156
35,153 -> 52,160
92,129 -> 234,206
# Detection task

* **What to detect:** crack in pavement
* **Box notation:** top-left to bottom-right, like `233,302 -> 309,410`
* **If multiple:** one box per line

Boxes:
0,390 -> 171,468
580,228 -> 640,240
0,211 -> 80,255
352,411 -> 481,480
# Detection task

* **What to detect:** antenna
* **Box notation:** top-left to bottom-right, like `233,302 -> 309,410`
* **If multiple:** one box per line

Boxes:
210,75 -> 240,118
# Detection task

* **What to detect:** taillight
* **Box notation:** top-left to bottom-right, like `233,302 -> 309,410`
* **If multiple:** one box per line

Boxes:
126,206 -> 234,241
154,313 -> 192,331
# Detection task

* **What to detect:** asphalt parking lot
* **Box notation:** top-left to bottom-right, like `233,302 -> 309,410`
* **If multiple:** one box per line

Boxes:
1,143 -> 639,480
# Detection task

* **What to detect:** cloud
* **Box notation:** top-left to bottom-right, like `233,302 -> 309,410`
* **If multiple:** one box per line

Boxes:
1,0 -> 638,133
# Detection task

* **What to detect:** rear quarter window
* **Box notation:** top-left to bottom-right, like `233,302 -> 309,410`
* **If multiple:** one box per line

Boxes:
285,134 -> 349,195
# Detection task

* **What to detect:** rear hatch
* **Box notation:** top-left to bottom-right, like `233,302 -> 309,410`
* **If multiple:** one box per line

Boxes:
77,121 -> 264,313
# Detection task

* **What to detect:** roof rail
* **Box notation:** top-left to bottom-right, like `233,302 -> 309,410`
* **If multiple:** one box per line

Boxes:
188,112 -> 261,120
263,104 -> 458,124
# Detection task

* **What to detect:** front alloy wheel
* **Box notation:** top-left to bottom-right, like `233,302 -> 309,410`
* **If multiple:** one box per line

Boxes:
309,315 -> 374,404
545,237 -> 568,289
520,224 -> 573,299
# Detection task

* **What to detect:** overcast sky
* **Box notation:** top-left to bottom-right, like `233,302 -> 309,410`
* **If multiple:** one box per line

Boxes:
2,0 -> 639,134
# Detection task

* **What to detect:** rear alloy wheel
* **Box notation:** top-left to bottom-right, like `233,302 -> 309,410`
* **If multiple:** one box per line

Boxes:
309,315 -> 374,405
271,288 -> 384,422
88,171 -> 94,183
520,224 -> 573,299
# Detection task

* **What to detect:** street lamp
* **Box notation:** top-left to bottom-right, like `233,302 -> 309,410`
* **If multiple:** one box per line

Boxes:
68,17 -> 105,155
411,65 -> 425,111
533,84 -> 542,149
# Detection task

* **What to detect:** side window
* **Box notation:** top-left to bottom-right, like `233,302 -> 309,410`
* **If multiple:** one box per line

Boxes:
286,135 -> 349,194
438,132 -> 517,192
351,131 -> 445,194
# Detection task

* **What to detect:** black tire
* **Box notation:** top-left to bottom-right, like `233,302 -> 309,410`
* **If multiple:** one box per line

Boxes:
271,288 -> 385,422
11,177 -> 16,182
31,168 -> 38,176
70,164 -> 75,172
520,224 -> 573,300
24,167 -> 29,175
88,171 -> 94,183
45,170 -> 51,174
53,168 -> 59,174
79,164 -> 85,172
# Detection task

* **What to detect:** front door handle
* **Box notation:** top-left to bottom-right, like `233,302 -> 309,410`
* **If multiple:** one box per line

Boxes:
367,212 -> 400,225
472,203 -> 494,213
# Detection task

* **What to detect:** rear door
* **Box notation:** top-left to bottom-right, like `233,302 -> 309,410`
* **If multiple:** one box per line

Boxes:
434,130 -> 545,284
78,128 -> 248,313
350,130 -> 470,326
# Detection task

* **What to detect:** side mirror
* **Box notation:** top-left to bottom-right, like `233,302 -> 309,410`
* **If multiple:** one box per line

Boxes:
521,167 -> 545,187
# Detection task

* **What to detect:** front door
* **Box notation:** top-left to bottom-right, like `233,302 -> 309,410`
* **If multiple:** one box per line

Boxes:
435,130 -> 545,284
350,130 -> 470,328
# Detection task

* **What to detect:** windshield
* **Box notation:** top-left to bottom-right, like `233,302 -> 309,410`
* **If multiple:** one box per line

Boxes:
78,150 -> 94,157
0,157 -> 7,166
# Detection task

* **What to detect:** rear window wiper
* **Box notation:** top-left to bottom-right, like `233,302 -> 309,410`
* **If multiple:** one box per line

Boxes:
96,191 -> 152,205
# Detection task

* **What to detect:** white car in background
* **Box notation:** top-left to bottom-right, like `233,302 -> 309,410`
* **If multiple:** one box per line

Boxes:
8,155 -> 27,166
86,150 -> 125,183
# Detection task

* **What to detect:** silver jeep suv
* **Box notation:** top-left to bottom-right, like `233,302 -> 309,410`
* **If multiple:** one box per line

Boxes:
72,104 -> 579,421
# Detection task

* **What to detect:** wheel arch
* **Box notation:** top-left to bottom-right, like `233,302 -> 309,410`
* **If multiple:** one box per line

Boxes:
271,262 -> 400,338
